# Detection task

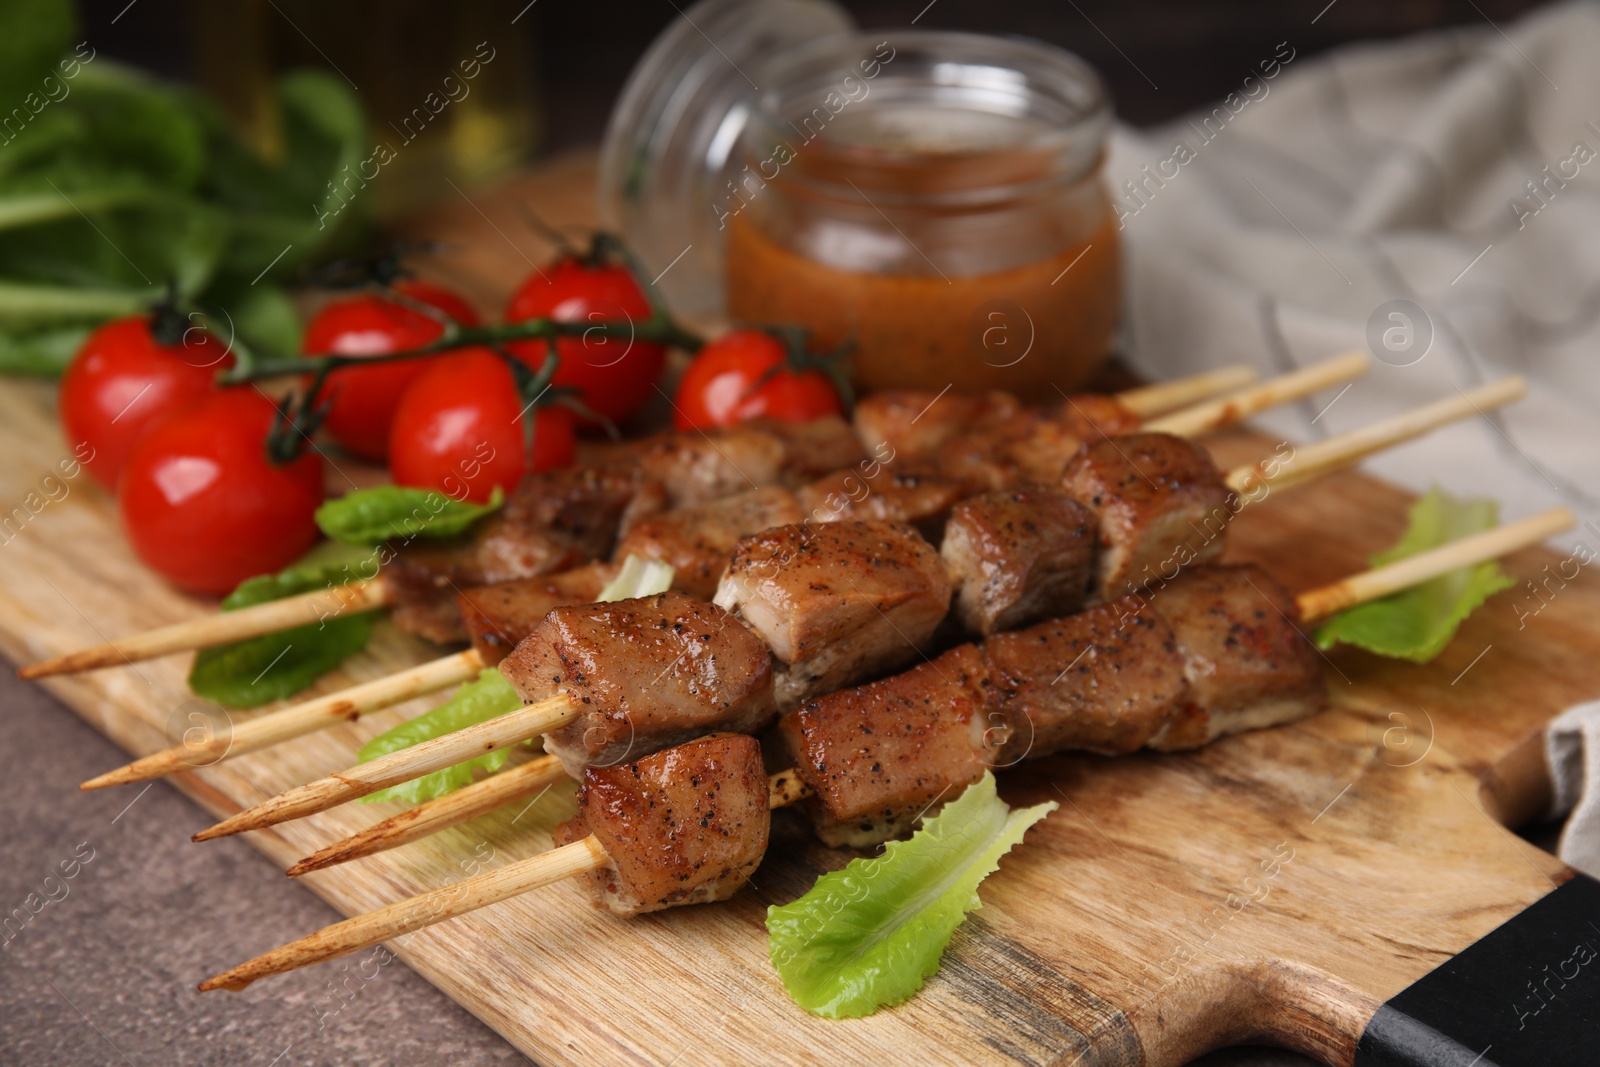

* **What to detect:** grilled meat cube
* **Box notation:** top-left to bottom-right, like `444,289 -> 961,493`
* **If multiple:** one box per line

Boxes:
552,733 -> 770,916
942,485 -> 1097,635
938,394 -> 1143,491
776,644 -> 1004,847
794,466 -> 966,536
1062,432 -> 1232,600
385,518 -> 589,645
388,597 -> 470,646
715,521 -> 952,710
499,592 -> 777,776
1144,564 -> 1327,750
584,425 -> 786,507
456,562 -> 620,666
385,467 -> 668,640
511,465 -> 669,552
744,415 -> 867,483
612,486 -> 804,599
984,596 -> 1190,761
852,389 -> 1020,461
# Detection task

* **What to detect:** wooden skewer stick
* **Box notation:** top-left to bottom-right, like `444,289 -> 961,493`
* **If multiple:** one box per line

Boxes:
80,649 -> 487,791
203,770 -> 812,991
1144,350 -> 1370,437
192,695 -> 579,841
77,364 -> 1341,791
286,754 -> 569,876
19,364 -> 1265,683
289,379 -> 1529,873
193,382 -> 1536,837
1222,376 -> 1528,496
290,752 -> 818,879
200,835 -> 611,992
1114,363 -> 1258,417
206,499 -> 1571,851
200,510 -> 1568,991
18,577 -> 392,681
1294,506 -> 1574,622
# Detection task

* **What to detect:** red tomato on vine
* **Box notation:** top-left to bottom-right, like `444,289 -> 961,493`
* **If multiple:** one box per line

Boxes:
672,328 -> 846,431
504,253 -> 666,428
118,389 -> 324,595
389,348 -> 575,503
60,315 -> 232,490
302,279 -> 481,462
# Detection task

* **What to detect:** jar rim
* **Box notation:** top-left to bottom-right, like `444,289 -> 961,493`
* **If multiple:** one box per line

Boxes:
743,29 -> 1111,206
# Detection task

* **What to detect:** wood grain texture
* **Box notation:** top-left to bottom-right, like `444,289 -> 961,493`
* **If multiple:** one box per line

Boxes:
2,154 -> 1595,1066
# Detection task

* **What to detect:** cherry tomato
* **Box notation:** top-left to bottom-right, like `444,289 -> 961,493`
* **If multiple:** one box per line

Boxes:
118,389 -> 324,595
504,256 -> 665,427
672,329 -> 844,431
59,315 -> 231,490
302,279 -> 481,462
389,348 -> 575,503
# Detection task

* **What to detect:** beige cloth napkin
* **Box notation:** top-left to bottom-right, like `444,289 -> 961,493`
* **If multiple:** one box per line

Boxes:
1104,3 -> 1600,880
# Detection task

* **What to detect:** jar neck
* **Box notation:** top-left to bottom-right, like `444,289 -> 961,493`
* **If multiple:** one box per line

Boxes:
741,30 -> 1110,211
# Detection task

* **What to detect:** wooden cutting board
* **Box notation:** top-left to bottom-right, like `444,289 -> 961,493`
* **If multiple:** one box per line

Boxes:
2,153 -> 1596,1067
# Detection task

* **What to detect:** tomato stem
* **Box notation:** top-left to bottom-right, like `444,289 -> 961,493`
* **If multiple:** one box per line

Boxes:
217,313 -> 703,385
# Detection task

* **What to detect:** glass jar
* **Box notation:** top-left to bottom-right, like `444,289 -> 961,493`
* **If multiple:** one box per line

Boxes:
723,31 -> 1118,395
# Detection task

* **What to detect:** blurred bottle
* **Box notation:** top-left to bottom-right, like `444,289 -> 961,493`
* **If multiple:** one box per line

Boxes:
190,0 -> 542,217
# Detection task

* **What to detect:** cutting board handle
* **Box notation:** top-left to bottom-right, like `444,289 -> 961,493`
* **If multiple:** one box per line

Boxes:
1140,957 -> 1379,1065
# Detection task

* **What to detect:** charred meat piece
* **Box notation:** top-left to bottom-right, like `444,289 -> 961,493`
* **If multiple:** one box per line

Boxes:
942,485 -> 1097,635
1062,432 -> 1232,600
984,596 -> 1190,761
744,415 -> 868,483
852,389 -> 1020,461
500,592 -> 777,776
584,425 -> 786,507
456,562 -> 619,666
776,644 -> 1004,847
1144,564 -> 1327,750
794,465 -> 966,537
552,733 -> 770,916
715,521 -> 952,710
612,486 -> 804,599
385,467 -> 667,640
937,394 -> 1143,491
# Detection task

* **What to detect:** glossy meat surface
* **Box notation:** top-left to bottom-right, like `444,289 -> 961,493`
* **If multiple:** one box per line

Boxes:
776,644 -> 1002,846
386,466 -> 667,640
612,486 -> 805,599
1062,432 -> 1231,600
714,521 -> 951,709
935,394 -> 1142,491
1145,564 -> 1327,749
456,561 -> 619,665
794,465 -> 966,532
852,389 -> 1020,461
553,733 -> 769,916
744,415 -> 867,482
984,596 -> 1190,760
586,425 -> 786,507
499,591 -> 776,776
941,485 -> 1097,636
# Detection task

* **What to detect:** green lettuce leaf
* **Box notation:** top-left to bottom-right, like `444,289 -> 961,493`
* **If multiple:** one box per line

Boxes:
187,542 -> 380,708
315,485 -> 504,546
767,772 -> 1056,1018
598,555 -> 676,601
1314,486 -> 1516,663
358,668 -> 524,805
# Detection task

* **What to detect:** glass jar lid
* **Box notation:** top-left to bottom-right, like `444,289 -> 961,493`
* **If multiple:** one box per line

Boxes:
597,0 -> 856,322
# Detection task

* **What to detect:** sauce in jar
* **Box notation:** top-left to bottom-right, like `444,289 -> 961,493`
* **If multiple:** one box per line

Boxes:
724,32 -> 1119,395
